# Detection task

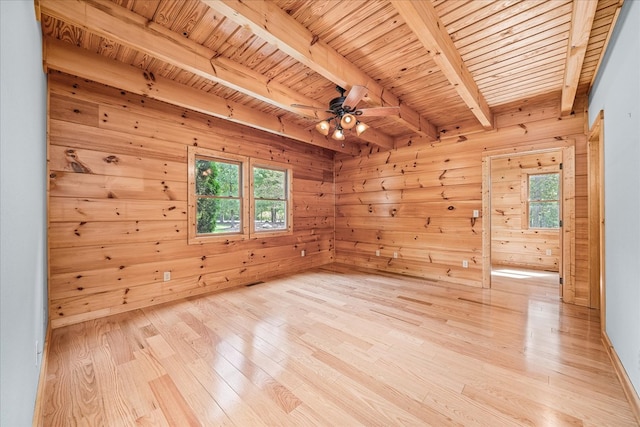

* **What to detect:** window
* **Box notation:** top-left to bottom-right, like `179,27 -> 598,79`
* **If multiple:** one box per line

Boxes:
188,147 -> 291,243
527,173 -> 560,228
195,158 -> 242,234
251,163 -> 290,235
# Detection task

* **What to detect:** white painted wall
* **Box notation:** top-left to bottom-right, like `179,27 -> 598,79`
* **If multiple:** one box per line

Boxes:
589,0 -> 640,397
0,1 -> 48,425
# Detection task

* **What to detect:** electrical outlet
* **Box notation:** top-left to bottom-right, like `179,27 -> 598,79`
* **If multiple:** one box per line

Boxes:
472,210 -> 479,218
163,271 -> 171,282
462,260 -> 469,268
546,249 -> 552,256
301,250 -> 306,257
393,252 -> 398,259
375,250 -> 380,256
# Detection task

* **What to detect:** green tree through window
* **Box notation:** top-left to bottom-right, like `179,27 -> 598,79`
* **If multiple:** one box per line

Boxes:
188,147 -> 292,243
195,158 -> 241,234
528,173 -> 559,228
253,166 -> 287,231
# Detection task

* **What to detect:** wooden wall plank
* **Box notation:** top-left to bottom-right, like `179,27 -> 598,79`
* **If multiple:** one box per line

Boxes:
336,96 -> 589,297
48,72 -> 335,327
47,70 -> 594,324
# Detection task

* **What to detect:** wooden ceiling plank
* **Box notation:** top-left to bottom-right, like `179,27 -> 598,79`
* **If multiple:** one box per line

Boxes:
306,1 -> 376,43
200,13 -> 241,53
42,37 -> 358,155
436,0 -> 491,30
346,30 -> 418,66
39,0 -> 328,119
330,7 -> 399,55
461,16 -> 571,64
390,0 -> 493,129
479,63 -> 566,93
152,0 -> 184,28
451,0 -> 570,48
588,0 -> 624,89
471,42 -> 568,78
561,0 -> 598,114
434,0 -> 473,21
186,7 -> 225,44
203,0 -> 438,141
483,74 -> 564,98
131,0 -> 160,20
168,0 -> 209,38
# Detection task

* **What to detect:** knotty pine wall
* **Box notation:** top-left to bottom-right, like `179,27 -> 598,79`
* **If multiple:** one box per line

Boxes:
335,94 -> 591,306
48,72 -> 335,328
490,151 -> 561,271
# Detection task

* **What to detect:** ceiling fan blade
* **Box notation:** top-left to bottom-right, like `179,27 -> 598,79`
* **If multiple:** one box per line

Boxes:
358,106 -> 400,116
342,85 -> 367,110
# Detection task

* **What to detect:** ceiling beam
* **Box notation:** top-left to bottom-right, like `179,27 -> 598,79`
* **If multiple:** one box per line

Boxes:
39,0 -> 325,119
43,37 -> 360,155
390,0 -> 493,130
561,0 -> 598,115
39,0 -> 393,150
40,0 -> 394,151
203,0 -> 438,141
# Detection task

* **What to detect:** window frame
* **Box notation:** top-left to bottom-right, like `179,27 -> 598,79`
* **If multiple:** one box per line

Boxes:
188,147 -> 292,244
188,146 -> 249,244
521,168 -> 561,230
250,159 -> 293,238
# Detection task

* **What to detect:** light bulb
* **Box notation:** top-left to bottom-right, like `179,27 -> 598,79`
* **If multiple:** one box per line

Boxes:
355,121 -> 369,136
340,113 -> 356,129
332,127 -> 345,140
315,120 -> 330,136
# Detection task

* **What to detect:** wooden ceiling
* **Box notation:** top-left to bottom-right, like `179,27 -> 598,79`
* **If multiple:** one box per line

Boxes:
37,0 -> 623,153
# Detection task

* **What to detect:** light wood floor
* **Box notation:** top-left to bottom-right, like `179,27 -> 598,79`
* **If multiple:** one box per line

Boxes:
40,264 -> 638,426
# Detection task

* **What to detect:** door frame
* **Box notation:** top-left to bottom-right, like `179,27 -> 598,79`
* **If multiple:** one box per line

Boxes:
588,111 -> 605,319
481,141 -> 576,302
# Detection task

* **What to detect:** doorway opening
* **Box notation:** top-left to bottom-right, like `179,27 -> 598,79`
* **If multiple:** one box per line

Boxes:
482,144 -> 575,303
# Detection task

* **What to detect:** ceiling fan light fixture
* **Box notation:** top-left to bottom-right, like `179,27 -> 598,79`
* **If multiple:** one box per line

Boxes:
355,121 -> 369,136
332,126 -> 345,141
315,120 -> 331,136
340,113 -> 357,129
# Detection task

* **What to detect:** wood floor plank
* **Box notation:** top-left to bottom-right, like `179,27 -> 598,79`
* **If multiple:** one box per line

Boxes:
148,374 -> 201,427
40,265 -> 639,426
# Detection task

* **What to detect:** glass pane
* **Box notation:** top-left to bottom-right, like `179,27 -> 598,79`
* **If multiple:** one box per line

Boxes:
253,167 -> 286,199
195,159 -> 239,196
197,198 -> 241,234
529,201 -> 559,228
529,173 -> 559,201
254,200 -> 286,231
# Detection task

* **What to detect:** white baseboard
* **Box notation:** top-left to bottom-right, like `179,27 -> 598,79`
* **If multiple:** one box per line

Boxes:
31,325 -> 51,427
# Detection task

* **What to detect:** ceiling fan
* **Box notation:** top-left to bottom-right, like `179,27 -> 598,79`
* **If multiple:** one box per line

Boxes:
292,85 -> 400,140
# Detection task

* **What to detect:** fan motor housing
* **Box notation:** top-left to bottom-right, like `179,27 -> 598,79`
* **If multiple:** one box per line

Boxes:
329,96 -> 347,113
